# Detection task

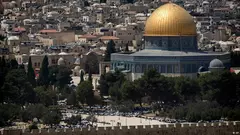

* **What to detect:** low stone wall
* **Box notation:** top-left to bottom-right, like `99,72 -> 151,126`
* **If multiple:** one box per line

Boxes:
1,122 -> 240,135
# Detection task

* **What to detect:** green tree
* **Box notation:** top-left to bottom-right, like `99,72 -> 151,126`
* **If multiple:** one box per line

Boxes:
42,108 -> 62,127
48,65 -> 58,86
174,77 -> 200,102
0,104 -> 21,127
133,78 -> 147,107
215,71 -> 238,107
76,81 -> 94,106
117,100 -> 134,113
104,40 -> 116,61
198,71 -> 221,101
198,70 -> 238,107
10,59 -> 18,69
121,81 -> 135,101
109,82 -> 123,101
0,35 -> 6,41
67,91 -> 77,106
84,1 -> 90,6
142,69 -> 166,102
171,101 -> 222,122
49,65 -> 72,90
98,74 -> 109,96
235,73 -> 240,106
126,0 -> 134,3
100,0 -> 106,3
107,70 -> 126,101
88,69 -> 92,82
38,55 -> 49,86
34,86 -> 57,106
121,80 -> 145,106
98,70 -> 125,101
66,115 -> 82,125
55,65 -> 72,90
21,104 -> 47,122
2,69 -> 36,104
227,108 -> 240,121
27,57 -> 36,87
0,57 -> 7,103
80,70 -> 84,84
124,43 -> 129,52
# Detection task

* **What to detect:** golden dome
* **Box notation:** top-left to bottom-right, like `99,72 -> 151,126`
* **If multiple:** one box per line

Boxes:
145,3 -> 197,36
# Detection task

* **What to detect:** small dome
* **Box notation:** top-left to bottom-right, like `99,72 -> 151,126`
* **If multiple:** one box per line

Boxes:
198,66 -> 207,72
74,57 -> 80,65
115,24 -> 124,28
8,36 -> 19,40
58,52 -> 68,55
74,66 -> 80,71
135,13 -> 145,17
202,1 -> 209,4
58,57 -> 65,65
209,59 -> 224,68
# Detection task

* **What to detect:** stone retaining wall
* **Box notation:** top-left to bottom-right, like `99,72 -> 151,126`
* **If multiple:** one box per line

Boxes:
1,122 -> 240,135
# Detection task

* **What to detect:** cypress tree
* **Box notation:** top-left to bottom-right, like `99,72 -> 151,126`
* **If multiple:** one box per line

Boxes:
0,56 -> 7,103
84,1 -> 90,6
104,40 -> 116,61
80,70 -> 84,84
125,43 -> 129,52
38,55 -> 49,86
88,69 -> 92,82
10,59 -> 18,69
0,57 -> 2,70
1,56 -> 6,68
27,57 -> 36,87
100,0 -> 106,3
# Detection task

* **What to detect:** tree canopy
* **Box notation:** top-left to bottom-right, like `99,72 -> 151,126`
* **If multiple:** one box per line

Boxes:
38,56 -> 49,86
27,57 -> 36,87
49,65 -> 72,90
104,40 -> 116,61
76,81 -> 94,106
2,69 -> 36,104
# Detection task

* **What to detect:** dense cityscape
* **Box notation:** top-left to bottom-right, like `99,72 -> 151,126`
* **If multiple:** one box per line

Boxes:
0,0 -> 240,134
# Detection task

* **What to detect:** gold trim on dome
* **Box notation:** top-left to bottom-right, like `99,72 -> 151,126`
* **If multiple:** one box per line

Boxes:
144,3 -> 197,36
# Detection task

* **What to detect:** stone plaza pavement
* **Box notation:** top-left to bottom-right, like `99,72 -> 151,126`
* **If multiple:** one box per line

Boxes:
82,115 -> 168,127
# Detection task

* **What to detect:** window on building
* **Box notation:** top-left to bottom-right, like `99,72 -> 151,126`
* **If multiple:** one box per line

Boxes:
181,64 -> 185,73
161,65 -> 165,73
142,64 -> 146,72
185,64 -> 191,73
167,65 -> 172,73
192,64 -> 197,72
38,62 -> 40,67
158,40 -> 162,47
34,62 -> 37,67
174,65 -> 179,73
